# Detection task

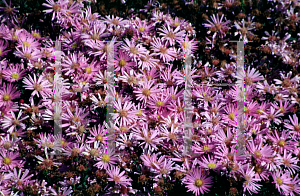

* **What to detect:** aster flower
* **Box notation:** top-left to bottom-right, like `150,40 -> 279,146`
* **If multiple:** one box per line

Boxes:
42,0 -> 68,21
137,51 -> 160,70
0,83 -> 20,107
14,45 -> 42,61
61,106 -> 89,133
133,122 -> 164,151
2,63 -> 26,83
239,164 -> 262,195
183,167 -> 213,196
267,130 -> 296,154
107,166 -> 132,187
86,124 -> 107,145
112,98 -> 137,126
235,66 -> 264,88
133,79 -> 161,103
104,15 -> 128,27
284,114 -> 300,139
134,17 -> 154,37
61,51 -> 88,76
199,155 -> 223,172
0,40 -> 10,58
271,169 -> 293,195
256,80 -> 276,95
261,30 -> 279,43
158,24 -> 185,46
234,19 -> 255,42
0,150 -> 20,171
287,173 -> 300,196
8,168 -> 34,190
114,49 -> 136,75
1,110 -> 28,134
203,14 -> 230,39
94,147 -> 118,170
22,74 -> 52,99
150,37 -> 177,63
147,92 -> 170,112
90,93 -> 107,110
274,149 -> 300,175
50,187 -> 73,196
120,38 -> 147,61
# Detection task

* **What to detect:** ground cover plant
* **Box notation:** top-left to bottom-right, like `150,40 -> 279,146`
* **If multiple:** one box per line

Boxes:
0,0 -> 300,195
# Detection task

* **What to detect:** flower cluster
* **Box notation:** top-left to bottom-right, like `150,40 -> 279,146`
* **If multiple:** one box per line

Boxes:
0,0 -> 300,196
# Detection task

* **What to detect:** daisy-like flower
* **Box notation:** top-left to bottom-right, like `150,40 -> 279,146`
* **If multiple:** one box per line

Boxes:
90,93 -> 107,110
184,167 -> 213,196
94,69 -> 115,90
118,69 -> 141,87
133,122 -> 164,151
284,114 -> 300,139
1,110 -> 28,134
260,106 -> 283,127
63,143 -> 85,158
137,51 -> 160,70
112,98 -> 137,126
114,49 -> 136,75
256,80 -> 276,95
0,83 -> 20,108
33,132 -> 63,154
274,149 -> 300,175
61,51 -> 88,76
239,164 -> 262,195
103,15 -> 128,27
121,38 -> 147,61
0,40 -> 10,58
203,14 -> 230,39
287,173 -> 300,196
267,130 -> 296,154
235,66 -> 264,88
168,97 -> 185,120
147,92 -> 170,112
199,155 -> 223,172
158,24 -> 185,46
180,34 -> 198,54
133,79 -> 161,103
8,168 -> 34,190
0,0 -> 19,21
94,147 -> 118,170
2,63 -> 26,83
61,106 -> 89,133
286,6 -> 300,24
50,187 -> 73,196
116,132 -> 135,150
0,150 -> 20,171
82,141 -> 101,159
14,45 -> 42,61
134,17 -> 154,37
234,19 -> 255,42
271,100 -> 294,114
22,74 -> 52,99
274,71 -> 300,89
246,140 -> 274,163
150,37 -> 177,63
261,30 -> 279,43
107,166 -> 132,187
222,103 -> 237,124
86,124 -> 107,145
42,0 -> 68,21
271,169 -> 293,195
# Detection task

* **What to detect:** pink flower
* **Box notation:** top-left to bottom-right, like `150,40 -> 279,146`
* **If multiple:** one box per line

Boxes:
260,106 -> 283,127
158,24 -> 185,46
14,45 -> 42,61
274,149 -> 300,175
1,110 -> 28,134
94,147 -> 118,170
0,150 -> 21,171
112,98 -> 137,126
235,66 -> 264,87
184,167 -> 213,196
150,37 -> 177,62
114,49 -> 136,75
42,0 -> 69,21
284,114 -> 300,139
0,40 -> 10,58
2,63 -> 26,83
0,83 -> 20,108
107,166 -> 132,187
86,124 -> 107,145
239,164 -> 262,195
203,14 -> 230,38
271,169 -> 293,195
8,168 -> 34,190
133,79 -> 161,104
22,74 -> 52,99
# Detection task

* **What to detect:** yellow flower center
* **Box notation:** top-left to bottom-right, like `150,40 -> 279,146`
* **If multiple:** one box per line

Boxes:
155,101 -> 164,107
11,72 -> 19,79
23,41 -> 30,47
138,27 -> 145,32
3,157 -> 12,165
256,108 -> 264,114
0,50 -> 2,56
119,59 -> 126,67
174,22 -> 179,27
120,126 -> 128,133
207,162 -> 216,169
278,140 -> 285,147
90,149 -> 99,157
203,145 -> 210,152
33,32 -> 41,38
182,41 -> 189,49
102,154 -> 110,163
228,113 -> 235,120
142,88 -> 151,96
194,179 -> 203,187
96,135 -> 103,141
137,110 -> 142,116
276,177 -> 283,185
85,67 -> 92,74
3,94 -> 11,101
